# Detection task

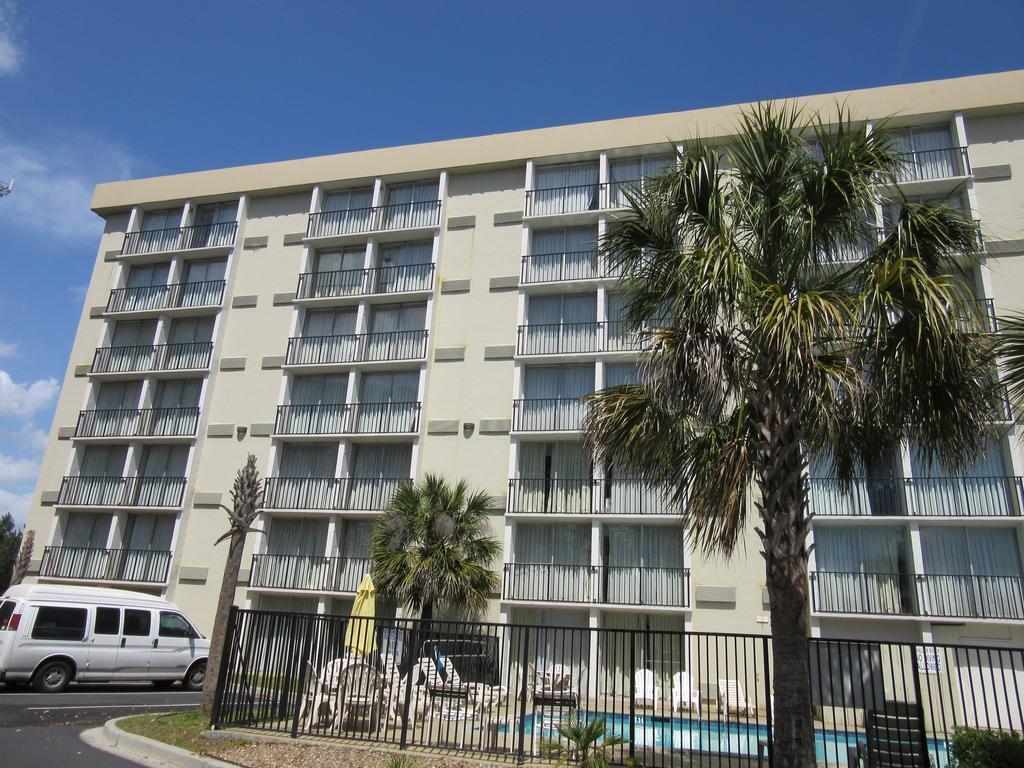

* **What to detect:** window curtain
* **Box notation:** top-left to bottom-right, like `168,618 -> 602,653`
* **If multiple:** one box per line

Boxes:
109,320 -> 157,373
337,519 -> 373,592
808,451 -> 904,517
608,155 -> 672,207
367,303 -> 426,359
529,226 -> 598,281
181,258 -> 227,306
516,442 -> 591,514
921,527 -> 1023,619
120,514 -> 174,581
140,209 -> 183,252
384,181 -> 439,229
510,607 -> 591,700
606,524 -> 640,604
192,202 -> 237,247
123,263 -> 170,312
521,365 -> 593,430
513,523 -> 590,601
274,443 -> 338,509
166,317 -> 213,369
357,371 -> 419,432
911,126 -> 956,179
524,294 -> 599,353
533,163 -> 598,215
376,241 -> 433,292
149,379 -> 201,436
263,516 -> 329,589
136,445 -> 187,506
90,382 -> 143,438
910,438 -> 1011,517
321,188 -> 373,235
309,247 -> 366,297
813,526 -> 909,613
299,309 -> 359,364
604,363 -> 638,388
605,293 -> 635,351
287,374 -> 348,434
59,513 -> 113,579
347,444 -> 411,510
76,446 -> 128,506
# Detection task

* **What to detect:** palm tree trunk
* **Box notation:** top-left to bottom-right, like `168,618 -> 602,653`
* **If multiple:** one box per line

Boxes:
200,529 -> 246,716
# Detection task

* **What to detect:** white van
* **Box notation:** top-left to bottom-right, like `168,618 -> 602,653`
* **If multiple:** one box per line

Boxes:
0,583 -> 209,693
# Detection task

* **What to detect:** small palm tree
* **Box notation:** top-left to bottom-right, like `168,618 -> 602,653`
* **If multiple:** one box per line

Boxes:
200,454 -> 264,716
584,104 -> 1000,768
370,474 -> 500,621
542,716 -> 627,768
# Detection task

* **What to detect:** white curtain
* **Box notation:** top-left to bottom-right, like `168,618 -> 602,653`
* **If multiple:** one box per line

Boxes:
286,374 -> 348,434
511,607 -> 591,699
165,317 -> 213,369
383,181 -> 439,229
297,309 -> 359,364
605,525 -> 684,606
121,263 -> 170,312
135,445 -> 187,506
139,209 -> 183,252
261,516 -> 329,589
525,294 -> 597,354
74,446 -> 128,506
148,379 -> 201,436
367,303 -> 426,359
357,371 -> 419,432
89,382 -> 142,438
604,363 -> 638,388
191,202 -> 237,247
608,155 -> 672,207
274,443 -> 338,509
321,187 -> 373,235
813,526 -> 909,613
528,226 -> 598,282
521,365 -> 592,430
347,443 -> 411,509
107,320 -> 157,373
180,258 -> 227,306
533,163 -> 598,214
605,293 -> 636,351
120,514 -> 174,581
909,438 -> 1012,517
513,523 -> 591,601
516,442 -> 591,514
921,527 -> 1024,619
376,240 -> 433,292
337,519 -> 373,591
57,513 -> 114,578
907,126 -> 956,180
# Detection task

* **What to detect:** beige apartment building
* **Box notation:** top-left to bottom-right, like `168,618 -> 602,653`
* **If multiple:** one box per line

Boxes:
22,70 -> 1024,651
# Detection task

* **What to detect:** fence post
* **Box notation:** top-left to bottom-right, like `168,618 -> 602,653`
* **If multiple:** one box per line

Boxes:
516,629 -> 531,764
628,630 -> 636,761
909,644 -> 930,765
209,605 -> 238,730
761,636 -> 774,768
399,620 -> 418,749
289,613 -> 316,739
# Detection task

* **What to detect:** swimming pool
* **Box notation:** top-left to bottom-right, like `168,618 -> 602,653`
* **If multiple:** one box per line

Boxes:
519,712 -> 950,768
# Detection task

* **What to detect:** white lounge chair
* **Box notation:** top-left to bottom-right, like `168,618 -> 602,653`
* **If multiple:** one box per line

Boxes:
532,663 -> 579,708
718,678 -> 754,716
634,669 -> 660,709
671,671 -> 701,714
336,662 -> 383,730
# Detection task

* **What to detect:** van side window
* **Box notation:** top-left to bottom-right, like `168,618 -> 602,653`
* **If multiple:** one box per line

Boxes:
159,612 -> 193,638
0,600 -> 14,631
95,607 -> 120,635
123,609 -> 151,637
31,606 -> 88,641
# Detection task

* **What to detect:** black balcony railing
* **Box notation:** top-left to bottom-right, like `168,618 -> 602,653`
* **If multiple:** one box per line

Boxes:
595,478 -> 681,516
249,554 -> 370,593
307,201 -> 441,238
520,251 -> 601,283
916,573 -> 1024,621
347,402 -> 421,434
810,571 -> 918,616
893,146 -> 970,183
512,398 -> 587,431
74,407 -> 200,438
501,563 -> 690,607
121,222 -> 237,256
274,404 -> 350,436
285,330 -> 428,366
106,280 -> 226,314
507,478 -> 594,515
262,477 -> 410,511
808,475 -> 1023,517
525,183 -> 602,217
275,402 -> 421,435
90,342 -> 213,374
296,263 -> 435,300
39,546 -> 172,583
57,475 -> 187,508
516,321 -> 645,356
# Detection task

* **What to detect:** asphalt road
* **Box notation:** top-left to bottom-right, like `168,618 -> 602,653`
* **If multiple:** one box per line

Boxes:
0,683 -> 202,768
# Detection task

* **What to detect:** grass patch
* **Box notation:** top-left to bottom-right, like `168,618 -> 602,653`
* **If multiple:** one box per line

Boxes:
117,710 -> 243,757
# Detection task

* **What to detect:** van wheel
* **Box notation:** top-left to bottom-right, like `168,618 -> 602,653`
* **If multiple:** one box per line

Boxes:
184,662 -> 206,692
34,661 -> 72,693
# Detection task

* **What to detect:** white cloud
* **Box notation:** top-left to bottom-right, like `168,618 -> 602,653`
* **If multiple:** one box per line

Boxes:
0,339 -> 17,357
0,370 -> 59,419
0,452 -> 37,484
0,0 -> 24,77
0,129 -> 141,242
0,486 -> 31,528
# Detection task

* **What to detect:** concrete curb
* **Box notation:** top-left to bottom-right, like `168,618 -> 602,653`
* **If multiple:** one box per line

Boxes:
80,715 -> 238,768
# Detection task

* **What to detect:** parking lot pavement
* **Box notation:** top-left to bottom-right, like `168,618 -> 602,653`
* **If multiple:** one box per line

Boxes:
0,683 -> 202,768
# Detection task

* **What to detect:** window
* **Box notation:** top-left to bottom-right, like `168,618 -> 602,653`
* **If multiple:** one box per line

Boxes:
159,612 -> 194,638
123,609 -> 152,637
0,600 -> 15,631
94,607 -> 120,635
32,606 -> 88,641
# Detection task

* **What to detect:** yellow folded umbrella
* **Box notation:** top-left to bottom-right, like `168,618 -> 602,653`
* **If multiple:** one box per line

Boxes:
344,573 -> 377,656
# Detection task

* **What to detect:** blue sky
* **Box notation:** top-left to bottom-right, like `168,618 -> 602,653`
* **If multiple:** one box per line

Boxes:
0,0 -> 1021,525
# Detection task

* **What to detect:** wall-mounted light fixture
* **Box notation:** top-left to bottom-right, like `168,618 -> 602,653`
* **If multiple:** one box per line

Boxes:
236,425 -> 248,440
463,422 -> 475,437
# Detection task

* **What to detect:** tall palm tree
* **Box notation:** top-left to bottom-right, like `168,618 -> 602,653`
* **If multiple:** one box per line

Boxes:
370,474 -> 501,621
584,104 -> 1000,768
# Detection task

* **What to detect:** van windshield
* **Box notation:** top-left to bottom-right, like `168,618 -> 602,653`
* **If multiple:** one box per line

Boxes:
0,600 -> 14,631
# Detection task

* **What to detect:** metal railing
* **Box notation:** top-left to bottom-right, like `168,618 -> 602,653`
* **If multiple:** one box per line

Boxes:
520,251 -> 601,283
347,402 -> 421,434
105,280 -> 226,313
39,546 -> 172,583
296,264 -> 435,300
90,342 -> 214,374
307,201 -> 441,238
511,398 -> 587,431
74,407 -> 200,438
274,404 -> 351,436
893,146 -> 970,183
249,554 -> 371,593
506,478 -> 679,516
211,608 -> 1024,768
121,221 -> 237,255
274,403 -> 420,435
595,478 -> 682,516
810,571 -> 918,616
808,475 -> 1024,517
501,564 -> 691,607
516,321 -> 645,356
263,477 -> 410,511
57,475 -> 187,507
525,183 -> 602,216
285,330 -> 428,366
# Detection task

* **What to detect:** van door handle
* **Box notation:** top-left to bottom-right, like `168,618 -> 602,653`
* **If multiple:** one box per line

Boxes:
120,637 -> 126,648
152,639 -> 158,648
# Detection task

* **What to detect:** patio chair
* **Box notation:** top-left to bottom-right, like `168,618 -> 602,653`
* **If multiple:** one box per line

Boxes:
718,678 -> 754,716
417,654 -> 475,718
671,671 -> 700,714
532,663 -> 579,708
634,669 -> 660,709
299,660 -> 333,730
849,702 -> 929,768
382,653 -> 427,726
335,662 -> 383,730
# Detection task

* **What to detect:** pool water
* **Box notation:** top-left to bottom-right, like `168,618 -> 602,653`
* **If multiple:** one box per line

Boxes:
518,712 -> 950,767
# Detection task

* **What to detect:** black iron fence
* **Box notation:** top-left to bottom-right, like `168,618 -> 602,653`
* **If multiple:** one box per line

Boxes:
893,146 -> 970,183
39,546 -> 172,583
211,609 -> 1024,768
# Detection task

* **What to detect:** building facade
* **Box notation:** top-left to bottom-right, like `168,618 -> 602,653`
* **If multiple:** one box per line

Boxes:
23,71 -> 1024,651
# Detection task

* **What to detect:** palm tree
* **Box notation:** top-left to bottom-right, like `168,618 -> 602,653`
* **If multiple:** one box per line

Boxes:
370,474 -> 501,621
200,454 -> 264,716
583,104 -> 1000,768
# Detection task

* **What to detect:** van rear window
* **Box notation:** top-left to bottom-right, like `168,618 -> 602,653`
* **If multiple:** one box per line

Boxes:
0,601 -> 14,631
32,607 -> 88,641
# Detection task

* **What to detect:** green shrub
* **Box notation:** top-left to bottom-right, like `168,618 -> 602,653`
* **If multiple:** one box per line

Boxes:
949,727 -> 1024,768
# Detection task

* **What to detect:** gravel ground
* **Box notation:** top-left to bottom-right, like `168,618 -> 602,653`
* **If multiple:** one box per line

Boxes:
214,740 -> 514,768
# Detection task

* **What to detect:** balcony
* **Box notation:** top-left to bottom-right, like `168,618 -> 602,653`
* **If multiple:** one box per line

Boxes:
808,475 -> 1023,517
512,398 -> 587,432
809,570 -> 1024,621
90,342 -> 214,375
262,476 -> 409,511
893,147 -> 970,184
520,250 -> 601,284
306,200 -> 441,239
525,184 -> 602,217
249,554 -> 369,593
295,263 -> 434,302
121,222 -> 237,257
274,402 -> 421,436
39,546 -> 171,584
516,321 -> 643,356
105,280 -> 226,315
57,475 -> 187,508
284,330 -> 428,367
501,563 -> 690,607
507,478 -> 679,516
74,407 -> 200,439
